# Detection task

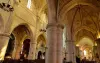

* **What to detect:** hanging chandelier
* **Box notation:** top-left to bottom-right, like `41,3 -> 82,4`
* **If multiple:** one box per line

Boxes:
0,1 -> 14,12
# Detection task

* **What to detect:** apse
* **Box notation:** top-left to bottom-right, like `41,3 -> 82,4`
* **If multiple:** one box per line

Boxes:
76,37 -> 94,59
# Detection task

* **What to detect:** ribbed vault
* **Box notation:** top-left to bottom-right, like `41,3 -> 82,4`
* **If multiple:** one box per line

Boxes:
60,1 -> 100,49
64,4 -> 99,44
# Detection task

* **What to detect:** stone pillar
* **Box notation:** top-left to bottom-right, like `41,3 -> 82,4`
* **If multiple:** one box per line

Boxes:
46,0 -> 62,63
14,43 -> 22,59
93,46 -> 97,58
12,41 -> 16,59
57,24 -> 64,63
96,39 -> 100,60
65,24 -> 76,63
46,24 -> 64,63
66,40 -> 76,63
46,24 -> 57,63
0,33 -> 10,60
75,46 -> 80,57
28,42 -> 36,60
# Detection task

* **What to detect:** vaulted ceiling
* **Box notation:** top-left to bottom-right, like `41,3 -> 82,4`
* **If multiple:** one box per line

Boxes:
19,0 -> 100,49
33,0 -> 100,47
58,0 -> 100,49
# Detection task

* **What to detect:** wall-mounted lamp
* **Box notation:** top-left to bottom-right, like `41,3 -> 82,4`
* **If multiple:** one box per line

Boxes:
0,1 -> 14,12
40,29 -> 46,32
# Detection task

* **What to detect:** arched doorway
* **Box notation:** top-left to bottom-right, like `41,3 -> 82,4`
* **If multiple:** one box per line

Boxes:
4,34 -> 15,59
20,39 -> 30,59
76,37 -> 94,60
36,34 -> 46,59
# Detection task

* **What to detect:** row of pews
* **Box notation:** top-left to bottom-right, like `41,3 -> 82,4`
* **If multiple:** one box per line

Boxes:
1,59 -> 45,63
0,59 -> 96,63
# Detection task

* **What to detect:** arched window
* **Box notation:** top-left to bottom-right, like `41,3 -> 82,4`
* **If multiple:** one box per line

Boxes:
27,0 -> 31,9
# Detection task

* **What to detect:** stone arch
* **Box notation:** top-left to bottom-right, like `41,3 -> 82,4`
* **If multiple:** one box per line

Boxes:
11,23 -> 34,39
8,23 -> 34,59
73,26 -> 96,40
36,34 -> 46,59
76,36 -> 94,45
37,34 -> 46,45
74,29 -> 95,44
37,34 -> 46,49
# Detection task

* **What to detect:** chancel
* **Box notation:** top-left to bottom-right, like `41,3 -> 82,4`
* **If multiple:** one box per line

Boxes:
0,0 -> 100,63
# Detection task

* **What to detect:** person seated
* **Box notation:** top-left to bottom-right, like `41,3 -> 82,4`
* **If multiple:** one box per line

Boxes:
81,57 -> 87,63
63,58 -> 66,63
41,52 -> 45,59
37,51 -> 42,59
76,56 -> 80,63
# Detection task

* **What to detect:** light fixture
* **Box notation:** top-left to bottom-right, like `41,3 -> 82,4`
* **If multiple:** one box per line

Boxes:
0,0 -> 14,12
84,50 -> 87,56
40,29 -> 46,32
97,32 -> 100,39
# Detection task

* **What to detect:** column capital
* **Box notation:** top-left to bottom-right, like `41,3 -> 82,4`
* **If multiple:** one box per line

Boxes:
46,23 -> 57,29
46,23 -> 64,29
0,33 -> 10,37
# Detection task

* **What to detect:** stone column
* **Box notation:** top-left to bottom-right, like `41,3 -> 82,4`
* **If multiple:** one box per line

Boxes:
65,25 -> 76,63
93,46 -> 97,58
0,33 -> 10,60
96,39 -> 100,60
14,43 -> 22,59
46,23 -> 57,63
46,0 -> 61,63
66,40 -> 73,62
57,24 -> 64,63
11,40 -> 16,59
75,46 -> 80,57
28,42 -> 36,60
66,40 -> 76,63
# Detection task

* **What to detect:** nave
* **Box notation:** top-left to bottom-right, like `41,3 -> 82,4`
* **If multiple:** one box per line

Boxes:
0,0 -> 100,63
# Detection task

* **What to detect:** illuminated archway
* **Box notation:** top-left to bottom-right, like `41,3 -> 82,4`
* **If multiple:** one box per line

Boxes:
5,24 -> 34,59
36,34 -> 46,59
